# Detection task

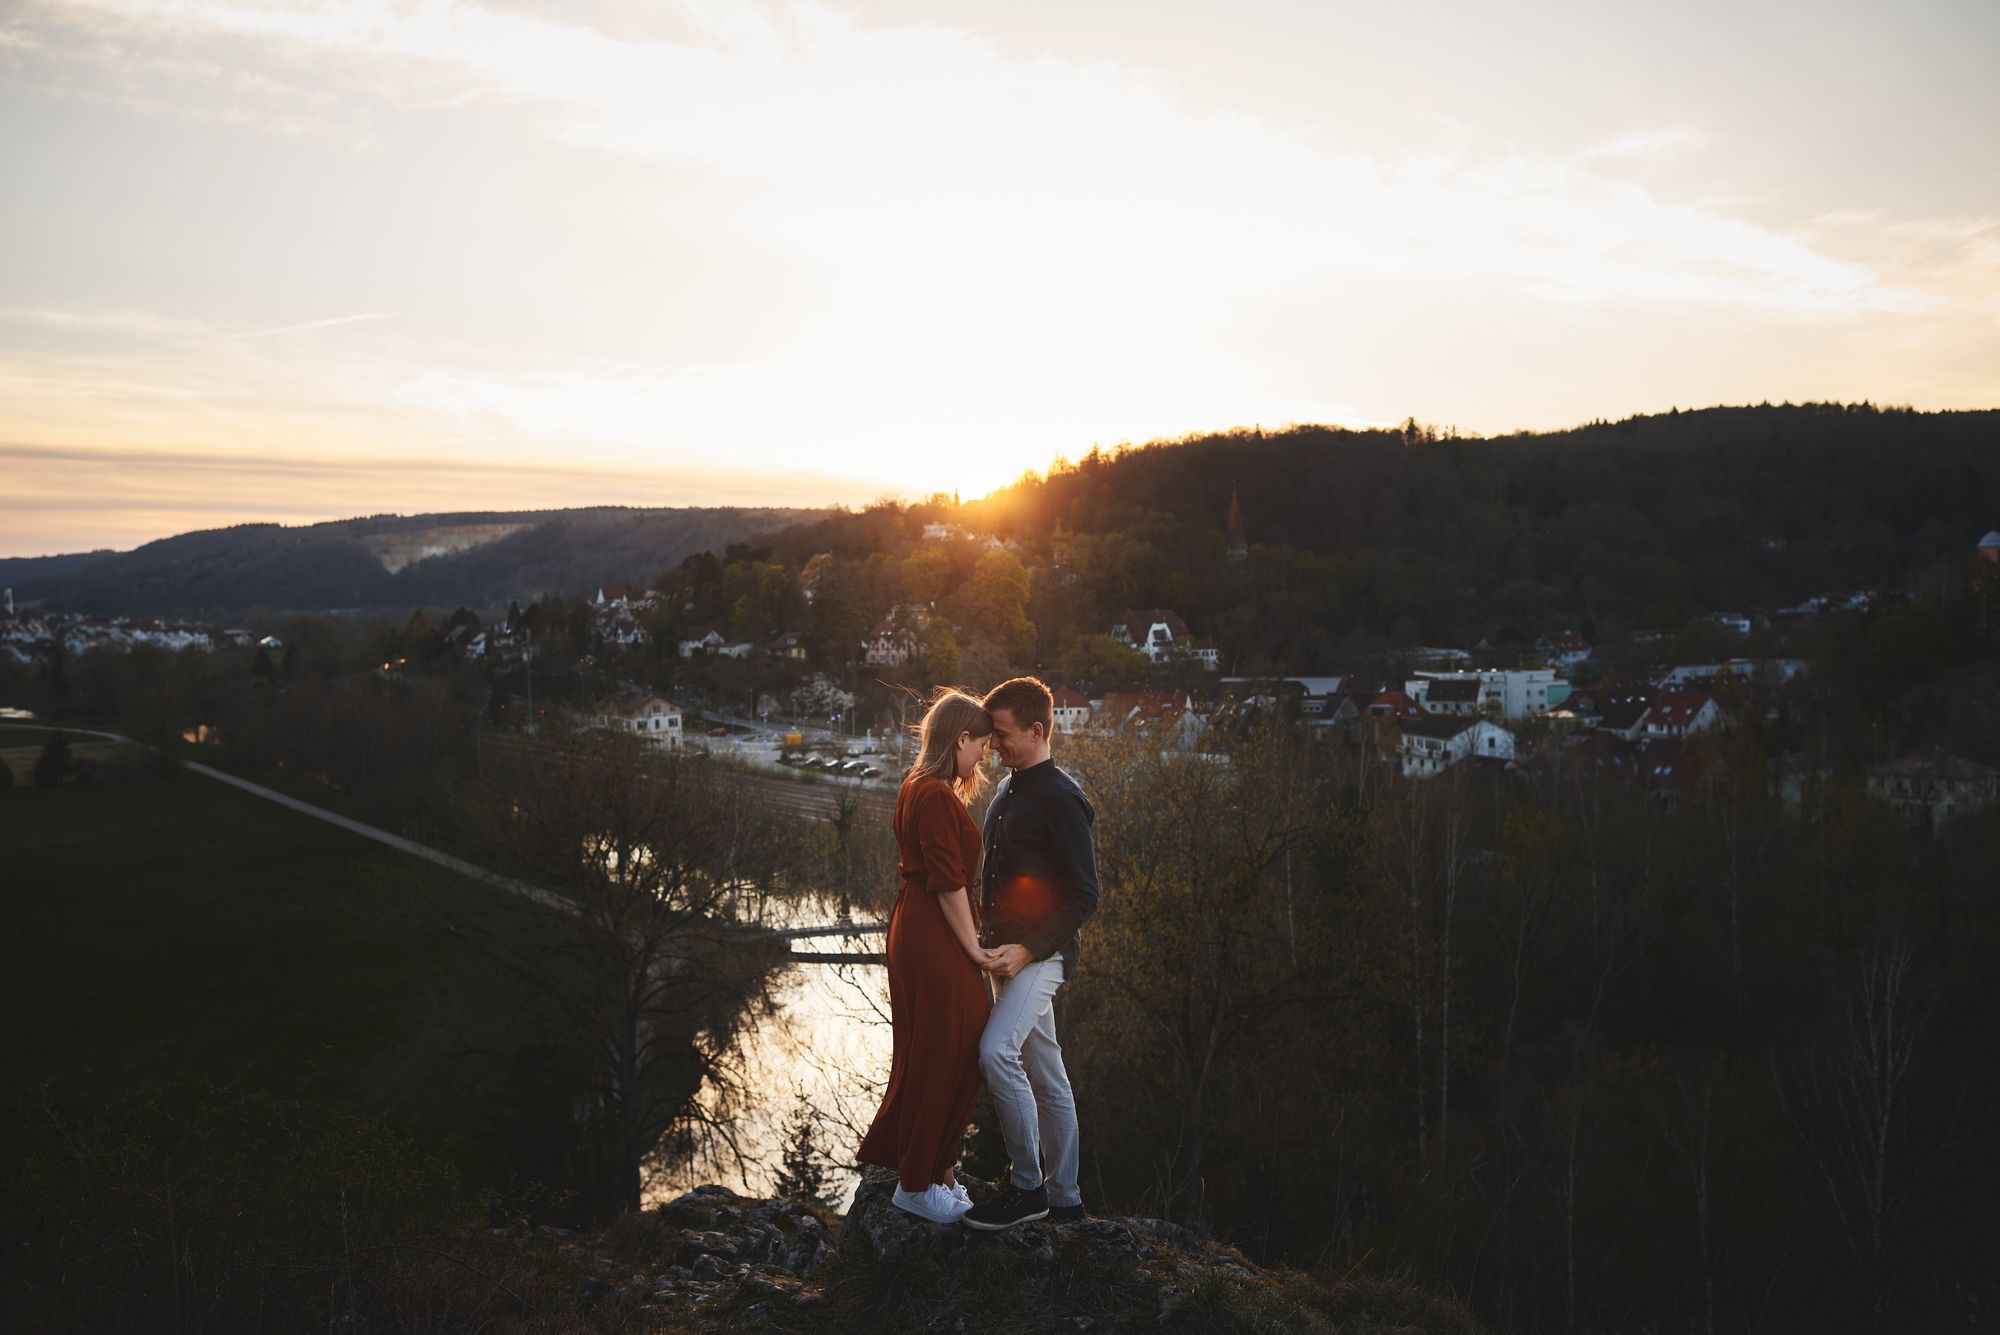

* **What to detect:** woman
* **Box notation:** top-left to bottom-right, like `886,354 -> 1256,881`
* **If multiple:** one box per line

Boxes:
856,688 -> 997,1223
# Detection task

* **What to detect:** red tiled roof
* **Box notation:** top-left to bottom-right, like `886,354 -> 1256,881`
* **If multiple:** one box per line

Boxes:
1368,690 -> 1423,719
1645,691 -> 1713,729
1100,689 -> 1187,727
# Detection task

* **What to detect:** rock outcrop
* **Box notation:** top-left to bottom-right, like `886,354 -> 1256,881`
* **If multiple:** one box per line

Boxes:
532,1170 -> 1480,1332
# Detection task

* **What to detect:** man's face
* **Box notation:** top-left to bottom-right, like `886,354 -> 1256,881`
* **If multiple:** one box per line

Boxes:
987,706 -> 1040,769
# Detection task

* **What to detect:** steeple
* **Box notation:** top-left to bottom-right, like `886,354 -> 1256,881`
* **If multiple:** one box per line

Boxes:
1225,484 -> 1247,561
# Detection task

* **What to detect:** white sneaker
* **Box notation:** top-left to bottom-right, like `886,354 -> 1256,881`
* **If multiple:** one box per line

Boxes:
892,1183 -> 972,1224
950,1181 -> 972,1209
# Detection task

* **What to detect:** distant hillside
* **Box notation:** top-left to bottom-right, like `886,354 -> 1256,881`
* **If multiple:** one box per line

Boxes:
934,403 -> 2000,658
10,506 -> 818,619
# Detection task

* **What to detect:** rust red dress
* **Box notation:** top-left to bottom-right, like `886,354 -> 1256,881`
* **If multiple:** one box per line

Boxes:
856,773 -> 991,1192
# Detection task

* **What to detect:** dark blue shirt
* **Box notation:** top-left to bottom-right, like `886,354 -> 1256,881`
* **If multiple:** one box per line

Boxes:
979,757 -> 1100,968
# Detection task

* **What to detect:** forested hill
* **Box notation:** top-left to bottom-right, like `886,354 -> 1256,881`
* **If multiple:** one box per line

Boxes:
922,403 -> 1996,663
8,505 -> 816,620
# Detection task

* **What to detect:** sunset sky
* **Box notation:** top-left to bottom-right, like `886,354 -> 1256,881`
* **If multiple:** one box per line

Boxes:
4,0 -> 1997,556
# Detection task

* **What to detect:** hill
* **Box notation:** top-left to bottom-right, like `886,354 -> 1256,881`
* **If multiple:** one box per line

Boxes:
5,505 -> 818,620
926,402 -> 2000,665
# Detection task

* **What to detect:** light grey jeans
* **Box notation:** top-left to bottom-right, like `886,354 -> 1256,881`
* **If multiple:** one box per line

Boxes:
978,953 -> 1080,1206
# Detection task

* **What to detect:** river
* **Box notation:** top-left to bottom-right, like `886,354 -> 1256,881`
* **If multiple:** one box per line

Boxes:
644,894 -> 893,1212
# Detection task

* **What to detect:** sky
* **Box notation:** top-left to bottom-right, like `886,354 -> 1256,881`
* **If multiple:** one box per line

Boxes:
3,0 -> 1997,556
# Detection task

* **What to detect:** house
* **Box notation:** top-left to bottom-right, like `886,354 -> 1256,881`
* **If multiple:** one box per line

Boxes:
1534,630 -> 1593,670
1866,750 -> 2000,834
862,615 -> 919,667
594,584 -> 630,607
596,609 -> 646,648
1659,658 -> 1807,691
1098,689 -> 1187,730
1597,698 -> 1654,741
1098,689 -> 1208,749
1566,675 -> 1656,738
1367,690 -> 1424,720
1221,676 -> 1345,714
1405,646 -> 1473,670
768,631 -> 809,662
1418,676 -> 1487,717
1409,668 -> 1557,719
1050,687 -> 1092,735
678,629 -> 751,659
1398,715 -> 1516,779
1110,609 -> 1192,663
1640,690 -> 1721,739
1642,739 -> 1710,811
1698,611 -> 1753,635
590,689 -> 685,748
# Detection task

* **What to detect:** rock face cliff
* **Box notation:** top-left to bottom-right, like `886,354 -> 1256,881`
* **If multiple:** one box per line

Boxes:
536,1168 -> 1482,1334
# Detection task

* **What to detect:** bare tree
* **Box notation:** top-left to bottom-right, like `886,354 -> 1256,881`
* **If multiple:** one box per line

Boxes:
1779,942 -> 1936,1331
1070,718 -> 1327,1223
459,727 -> 797,1216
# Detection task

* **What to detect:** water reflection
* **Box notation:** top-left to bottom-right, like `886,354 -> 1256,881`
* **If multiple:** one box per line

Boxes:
645,894 -> 890,1211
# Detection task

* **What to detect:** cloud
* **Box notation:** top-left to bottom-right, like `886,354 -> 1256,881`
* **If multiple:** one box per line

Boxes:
182,311 -> 398,346
23,0 -> 1920,320
4,0 -> 1992,544
1578,128 -> 1703,161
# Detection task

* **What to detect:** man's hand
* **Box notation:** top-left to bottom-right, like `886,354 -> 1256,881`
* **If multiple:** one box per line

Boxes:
985,943 -> 1033,979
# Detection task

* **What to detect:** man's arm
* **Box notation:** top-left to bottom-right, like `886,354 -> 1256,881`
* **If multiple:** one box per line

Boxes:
1022,790 -> 1099,962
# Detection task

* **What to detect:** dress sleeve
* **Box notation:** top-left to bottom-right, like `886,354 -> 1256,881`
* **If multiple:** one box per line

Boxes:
913,781 -> 972,895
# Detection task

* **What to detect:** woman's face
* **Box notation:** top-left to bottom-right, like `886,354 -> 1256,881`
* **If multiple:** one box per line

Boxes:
953,729 -> 986,779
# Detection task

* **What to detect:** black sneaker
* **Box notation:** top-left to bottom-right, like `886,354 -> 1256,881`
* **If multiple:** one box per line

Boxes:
1047,1202 -> 1086,1222
960,1182 -> 1049,1231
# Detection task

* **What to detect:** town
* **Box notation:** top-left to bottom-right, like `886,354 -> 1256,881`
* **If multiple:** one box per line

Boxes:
9,520 -> 1997,833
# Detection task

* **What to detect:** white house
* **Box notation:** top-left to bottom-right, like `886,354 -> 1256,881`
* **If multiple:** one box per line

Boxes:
1533,630 -> 1593,670
1409,669 -> 1556,720
1659,658 -> 1807,690
592,690 -> 684,748
1398,715 -> 1516,779
679,629 -> 751,659
1110,608 -> 1191,663
1050,686 -> 1092,735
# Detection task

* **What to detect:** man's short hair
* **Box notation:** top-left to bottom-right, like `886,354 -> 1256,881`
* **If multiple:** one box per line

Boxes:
984,676 -> 1054,738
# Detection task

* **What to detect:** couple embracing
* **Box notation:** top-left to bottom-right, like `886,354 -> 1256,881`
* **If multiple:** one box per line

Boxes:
856,676 -> 1098,1229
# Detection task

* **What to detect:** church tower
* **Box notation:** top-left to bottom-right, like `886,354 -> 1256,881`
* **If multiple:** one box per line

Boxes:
1225,484 -> 1247,561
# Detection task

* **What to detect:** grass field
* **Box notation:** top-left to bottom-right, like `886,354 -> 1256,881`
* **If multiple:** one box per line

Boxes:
0,771 -> 585,1194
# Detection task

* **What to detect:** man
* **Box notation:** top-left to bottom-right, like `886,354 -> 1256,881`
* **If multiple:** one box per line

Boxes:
961,676 -> 1099,1230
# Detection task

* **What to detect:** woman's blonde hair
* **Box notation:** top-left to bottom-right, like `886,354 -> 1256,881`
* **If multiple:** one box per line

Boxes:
907,687 -> 994,803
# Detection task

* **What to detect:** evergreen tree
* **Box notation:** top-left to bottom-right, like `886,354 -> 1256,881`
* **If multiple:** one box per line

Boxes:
772,1093 -> 834,1208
